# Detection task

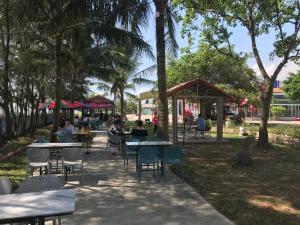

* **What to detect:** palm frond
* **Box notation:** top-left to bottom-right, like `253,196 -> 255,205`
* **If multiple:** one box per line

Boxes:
131,77 -> 156,85
125,92 -> 138,100
165,2 -> 179,58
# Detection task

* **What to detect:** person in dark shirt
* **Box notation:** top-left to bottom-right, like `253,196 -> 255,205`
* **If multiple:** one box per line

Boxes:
131,120 -> 148,140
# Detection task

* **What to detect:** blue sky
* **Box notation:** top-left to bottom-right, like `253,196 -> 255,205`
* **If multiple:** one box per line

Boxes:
92,11 -> 300,97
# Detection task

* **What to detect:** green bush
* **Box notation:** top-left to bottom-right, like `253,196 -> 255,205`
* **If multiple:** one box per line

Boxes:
271,106 -> 286,119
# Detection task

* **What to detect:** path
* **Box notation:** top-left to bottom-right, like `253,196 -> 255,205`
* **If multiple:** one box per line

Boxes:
62,134 -> 234,225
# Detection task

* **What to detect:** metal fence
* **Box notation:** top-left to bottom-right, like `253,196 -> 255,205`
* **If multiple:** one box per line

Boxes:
0,112 -> 53,140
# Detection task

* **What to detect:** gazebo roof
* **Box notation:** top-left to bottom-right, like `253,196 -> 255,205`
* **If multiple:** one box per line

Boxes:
85,95 -> 113,104
167,78 -> 231,99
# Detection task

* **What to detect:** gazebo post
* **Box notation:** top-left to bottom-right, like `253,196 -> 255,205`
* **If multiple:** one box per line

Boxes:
182,98 -> 185,121
217,97 -> 224,141
138,98 -> 142,120
172,95 -> 178,143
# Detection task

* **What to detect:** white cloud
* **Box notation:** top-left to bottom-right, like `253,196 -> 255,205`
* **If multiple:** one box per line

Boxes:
251,60 -> 300,81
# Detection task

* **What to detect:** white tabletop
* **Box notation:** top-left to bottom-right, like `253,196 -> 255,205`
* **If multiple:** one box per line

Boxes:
0,189 -> 76,221
125,141 -> 173,146
90,130 -> 107,134
90,130 -> 130,134
28,143 -> 82,148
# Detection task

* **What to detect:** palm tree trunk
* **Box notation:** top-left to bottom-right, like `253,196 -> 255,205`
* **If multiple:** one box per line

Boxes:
155,0 -> 169,140
52,33 -> 63,134
120,90 -> 125,120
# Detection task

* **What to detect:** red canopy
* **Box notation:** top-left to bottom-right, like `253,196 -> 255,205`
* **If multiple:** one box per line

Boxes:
71,101 -> 84,109
48,100 -> 72,110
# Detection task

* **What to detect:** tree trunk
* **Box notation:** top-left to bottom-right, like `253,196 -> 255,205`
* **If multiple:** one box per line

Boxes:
70,68 -> 77,120
259,83 -> 273,150
52,33 -> 63,134
120,90 -> 125,120
2,3 -> 12,138
155,0 -> 169,140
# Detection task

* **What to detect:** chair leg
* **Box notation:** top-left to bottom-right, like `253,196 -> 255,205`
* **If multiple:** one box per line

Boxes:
138,163 -> 142,182
181,163 -> 184,183
163,164 -> 166,183
47,164 -> 51,175
81,164 -> 84,185
61,163 -> 64,182
126,156 -> 129,172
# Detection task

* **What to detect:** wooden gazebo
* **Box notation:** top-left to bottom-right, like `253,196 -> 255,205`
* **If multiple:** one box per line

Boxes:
84,95 -> 115,115
167,78 -> 231,142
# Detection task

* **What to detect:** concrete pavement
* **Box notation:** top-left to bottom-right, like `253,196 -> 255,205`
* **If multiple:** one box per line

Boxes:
61,134 -> 234,225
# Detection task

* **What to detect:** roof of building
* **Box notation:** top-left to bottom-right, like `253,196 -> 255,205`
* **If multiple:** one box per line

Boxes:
166,78 -> 231,98
139,90 -> 158,100
273,88 -> 284,94
85,95 -> 113,104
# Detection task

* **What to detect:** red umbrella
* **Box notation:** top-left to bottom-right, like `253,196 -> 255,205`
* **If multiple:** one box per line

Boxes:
71,101 -> 84,109
48,100 -> 72,110
48,100 -> 56,110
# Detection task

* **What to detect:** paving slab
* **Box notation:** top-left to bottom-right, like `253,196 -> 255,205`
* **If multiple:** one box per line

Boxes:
61,134 -> 234,225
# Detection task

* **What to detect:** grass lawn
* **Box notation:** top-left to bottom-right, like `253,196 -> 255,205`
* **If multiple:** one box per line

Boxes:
181,143 -> 300,225
0,127 -> 51,189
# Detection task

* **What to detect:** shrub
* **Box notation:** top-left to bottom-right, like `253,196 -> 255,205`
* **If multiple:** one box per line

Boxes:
271,106 -> 286,119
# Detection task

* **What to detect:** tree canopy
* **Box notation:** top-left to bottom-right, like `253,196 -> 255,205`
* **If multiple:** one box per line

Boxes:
283,70 -> 300,101
167,44 -> 258,94
174,0 -> 300,149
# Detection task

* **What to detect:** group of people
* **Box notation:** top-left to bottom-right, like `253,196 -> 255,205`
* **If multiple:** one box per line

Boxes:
108,119 -> 149,156
56,119 -> 91,143
195,113 -> 212,134
74,111 -> 108,129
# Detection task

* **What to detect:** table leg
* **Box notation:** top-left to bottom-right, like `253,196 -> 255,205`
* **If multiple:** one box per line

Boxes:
160,147 -> 164,176
38,217 -> 45,225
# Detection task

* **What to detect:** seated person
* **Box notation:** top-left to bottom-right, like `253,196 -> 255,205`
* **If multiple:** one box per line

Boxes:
65,119 -> 74,133
109,119 -> 124,155
80,123 -> 93,153
81,123 -> 91,135
109,119 -> 123,136
131,120 -> 148,140
196,114 -> 206,137
196,114 -> 206,131
57,120 -> 73,143
205,115 -> 212,131
74,115 -> 80,127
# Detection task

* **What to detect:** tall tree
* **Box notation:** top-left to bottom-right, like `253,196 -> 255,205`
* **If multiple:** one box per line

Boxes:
21,0 -> 153,133
154,0 -> 178,140
175,0 -> 300,149
98,48 -> 156,118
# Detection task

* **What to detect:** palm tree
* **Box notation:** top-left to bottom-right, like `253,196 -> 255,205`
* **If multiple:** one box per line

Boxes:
20,0 -> 153,133
98,49 -> 156,119
154,0 -> 178,140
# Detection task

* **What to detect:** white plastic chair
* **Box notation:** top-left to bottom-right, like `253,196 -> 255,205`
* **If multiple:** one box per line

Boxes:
0,177 -> 12,195
61,148 -> 84,183
26,148 -> 51,176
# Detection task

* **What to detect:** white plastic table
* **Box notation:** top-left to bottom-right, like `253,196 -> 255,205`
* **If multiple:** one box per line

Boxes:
27,143 -> 82,148
0,189 -> 76,224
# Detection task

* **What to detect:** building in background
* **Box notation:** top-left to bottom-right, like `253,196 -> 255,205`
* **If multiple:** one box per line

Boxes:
271,80 -> 300,119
